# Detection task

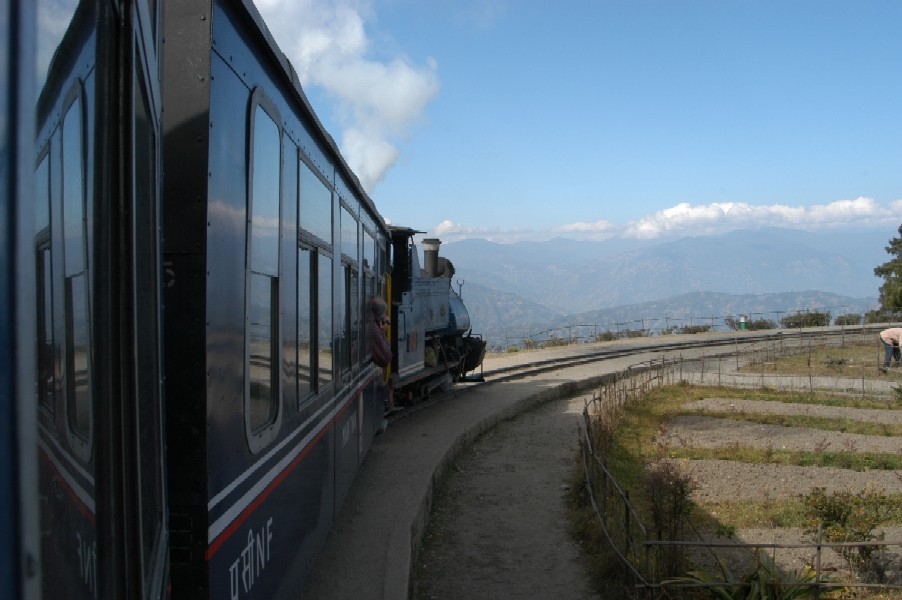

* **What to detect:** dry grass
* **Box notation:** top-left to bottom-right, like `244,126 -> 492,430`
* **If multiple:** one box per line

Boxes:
738,340 -> 895,379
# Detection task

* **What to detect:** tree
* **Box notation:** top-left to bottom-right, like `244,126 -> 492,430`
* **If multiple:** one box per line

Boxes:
874,225 -> 902,311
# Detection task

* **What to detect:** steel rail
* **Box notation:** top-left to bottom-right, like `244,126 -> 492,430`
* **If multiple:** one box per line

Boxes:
388,325 -> 882,422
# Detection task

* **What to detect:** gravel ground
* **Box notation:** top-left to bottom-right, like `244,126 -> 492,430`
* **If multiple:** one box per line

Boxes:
411,379 -> 902,598
412,395 -> 599,600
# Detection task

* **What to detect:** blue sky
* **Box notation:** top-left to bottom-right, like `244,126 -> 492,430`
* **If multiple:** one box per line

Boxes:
257,0 -> 902,243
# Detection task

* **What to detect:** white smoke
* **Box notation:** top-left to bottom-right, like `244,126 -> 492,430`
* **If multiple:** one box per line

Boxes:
256,0 -> 439,192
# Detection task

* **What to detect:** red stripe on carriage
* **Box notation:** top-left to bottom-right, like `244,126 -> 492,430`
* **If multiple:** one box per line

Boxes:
204,386 -> 366,561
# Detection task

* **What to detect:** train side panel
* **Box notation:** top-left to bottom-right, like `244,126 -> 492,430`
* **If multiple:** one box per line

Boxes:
163,1 -> 390,597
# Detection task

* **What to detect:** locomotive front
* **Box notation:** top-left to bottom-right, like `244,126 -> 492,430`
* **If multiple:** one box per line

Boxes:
389,227 -> 486,401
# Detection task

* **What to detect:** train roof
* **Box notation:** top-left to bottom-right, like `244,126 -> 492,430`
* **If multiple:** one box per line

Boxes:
231,0 -> 388,234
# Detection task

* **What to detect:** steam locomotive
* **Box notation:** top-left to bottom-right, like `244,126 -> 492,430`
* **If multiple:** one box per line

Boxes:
4,1 -> 485,599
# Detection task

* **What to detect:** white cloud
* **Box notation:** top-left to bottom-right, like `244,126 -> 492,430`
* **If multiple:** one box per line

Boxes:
430,197 -> 902,243
256,0 -> 439,192
551,220 -> 619,241
622,197 -> 899,239
432,219 -> 541,243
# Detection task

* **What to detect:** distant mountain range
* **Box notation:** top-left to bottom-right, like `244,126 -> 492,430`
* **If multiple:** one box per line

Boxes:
439,227 -> 890,347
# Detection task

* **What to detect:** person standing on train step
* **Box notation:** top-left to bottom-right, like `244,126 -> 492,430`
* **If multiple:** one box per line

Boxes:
367,297 -> 392,368
879,327 -> 902,371
367,297 -> 393,430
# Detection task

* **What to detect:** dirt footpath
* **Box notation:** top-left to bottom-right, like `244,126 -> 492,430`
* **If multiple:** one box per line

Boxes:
412,395 -> 600,600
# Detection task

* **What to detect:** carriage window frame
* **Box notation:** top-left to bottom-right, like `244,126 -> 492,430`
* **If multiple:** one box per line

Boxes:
298,157 -> 334,400
35,149 -> 55,417
60,81 -> 93,461
245,89 -> 283,453
339,203 -> 359,374
361,224 -> 377,363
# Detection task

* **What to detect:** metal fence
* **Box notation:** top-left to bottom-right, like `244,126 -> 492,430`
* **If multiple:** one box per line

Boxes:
493,307 -> 899,352
578,339 -> 902,598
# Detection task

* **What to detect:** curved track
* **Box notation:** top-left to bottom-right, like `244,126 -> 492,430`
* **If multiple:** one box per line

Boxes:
391,325 -> 881,423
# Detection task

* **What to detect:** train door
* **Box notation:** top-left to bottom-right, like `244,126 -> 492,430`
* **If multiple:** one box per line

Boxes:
34,1 -> 166,598
90,0 -> 167,596
126,2 -> 168,597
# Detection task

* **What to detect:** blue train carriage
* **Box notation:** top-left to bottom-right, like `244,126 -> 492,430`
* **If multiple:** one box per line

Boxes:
34,1 -> 167,599
161,0 -> 391,597
388,227 -> 486,402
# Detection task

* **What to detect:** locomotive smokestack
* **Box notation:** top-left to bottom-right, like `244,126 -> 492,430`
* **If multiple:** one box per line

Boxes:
422,238 -> 441,278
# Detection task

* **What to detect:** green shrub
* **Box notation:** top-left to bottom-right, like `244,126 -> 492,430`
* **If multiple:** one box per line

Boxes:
665,550 -> 821,599
781,311 -> 831,328
679,325 -> 712,334
595,330 -> 618,342
834,313 -> 863,326
802,487 -> 896,573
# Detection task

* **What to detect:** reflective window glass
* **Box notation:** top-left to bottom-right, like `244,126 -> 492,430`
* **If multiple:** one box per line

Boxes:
299,162 -> 331,244
35,155 -> 50,234
298,247 -> 312,400
364,231 -> 375,271
35,155 -> 54,413
38,247 -> 54,414
251,106 -> 280,277
247,100 -> 281,440
249,273 -> 277,431
341,205 -> 357,262
339,265 -> 348,372
61,96 -> 90,442
317,253 -> 332,386
65,274 -> 90,439
349,268 -> 359,367
62,96 -> 84,277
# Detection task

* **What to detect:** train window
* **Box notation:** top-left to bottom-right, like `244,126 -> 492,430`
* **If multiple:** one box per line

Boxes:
298,246 -> 313,400
35,154 -> 54,415
364,230 -> 375,272
299,161 -> 331,246
339,206 -> 358,373
341,205 -> 357,262
61,93 -> 92,447
348,267 -> 359,367
247,102 -> 282,440
317,253 -> 332,387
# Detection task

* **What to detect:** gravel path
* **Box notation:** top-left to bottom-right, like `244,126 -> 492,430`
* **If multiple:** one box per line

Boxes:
412,395 -> 599,600
412,378 -> 902,598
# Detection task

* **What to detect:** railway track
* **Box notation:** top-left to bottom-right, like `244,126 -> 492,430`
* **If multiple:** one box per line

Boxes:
388,324 -> 883,423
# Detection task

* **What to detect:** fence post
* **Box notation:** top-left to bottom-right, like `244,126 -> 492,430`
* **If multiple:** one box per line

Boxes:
815,523 -> 823,600
624,489 -> 632,559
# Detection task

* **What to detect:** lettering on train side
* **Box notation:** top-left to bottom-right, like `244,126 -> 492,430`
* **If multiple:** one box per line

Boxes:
228,517 -> 274,599
75,531 -> 97,599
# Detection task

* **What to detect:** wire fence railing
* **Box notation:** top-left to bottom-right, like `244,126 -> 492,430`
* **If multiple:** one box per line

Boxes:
492,307 -> 901,352
578,336 -> 902,598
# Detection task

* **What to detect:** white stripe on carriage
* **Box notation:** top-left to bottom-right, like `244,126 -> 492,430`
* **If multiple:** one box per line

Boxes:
37,435 -> 96,514
207,387 -> 357,543
38,421 -> 95,486
207,370 -> 374,513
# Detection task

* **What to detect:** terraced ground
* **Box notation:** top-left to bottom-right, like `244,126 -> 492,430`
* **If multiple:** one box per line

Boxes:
656,393 -> 902,574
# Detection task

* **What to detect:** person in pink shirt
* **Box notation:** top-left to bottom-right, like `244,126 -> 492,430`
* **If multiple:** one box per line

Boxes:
879,328 -> 902,371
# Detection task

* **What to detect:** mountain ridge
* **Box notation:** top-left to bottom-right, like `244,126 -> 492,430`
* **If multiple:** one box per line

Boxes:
438,227 -> 888,346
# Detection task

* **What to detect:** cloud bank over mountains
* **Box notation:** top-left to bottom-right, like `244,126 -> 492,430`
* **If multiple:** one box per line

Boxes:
256,0 -> 439,192
433,196 -> 902,243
